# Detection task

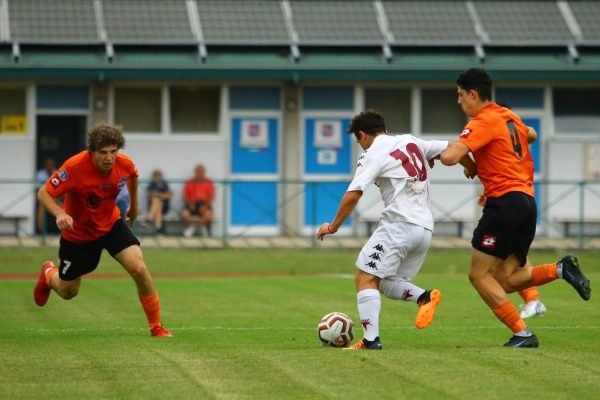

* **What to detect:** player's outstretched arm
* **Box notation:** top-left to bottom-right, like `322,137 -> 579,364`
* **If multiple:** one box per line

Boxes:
317,190 -> 362,241
527,126 -> 537,144
440,141 -> 470,166
459,154 -> 477,179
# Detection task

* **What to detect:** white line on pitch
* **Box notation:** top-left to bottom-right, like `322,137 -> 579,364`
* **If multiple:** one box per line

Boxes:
13,325 -> 600,334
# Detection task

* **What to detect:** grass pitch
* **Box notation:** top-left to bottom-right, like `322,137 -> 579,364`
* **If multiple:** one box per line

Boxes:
1,248 -> 599,399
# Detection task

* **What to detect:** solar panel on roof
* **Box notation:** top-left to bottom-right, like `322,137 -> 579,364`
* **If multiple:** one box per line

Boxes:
383,1 -> 480,46
291,1 -> 383,46
569,2 -> 600,45
475,1 -> 575,46
103,0 -> 195,45
198,1 -> 289,45
9,0 -> 99,44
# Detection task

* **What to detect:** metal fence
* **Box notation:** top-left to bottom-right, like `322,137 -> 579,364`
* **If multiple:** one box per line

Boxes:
1,179 -> 600,248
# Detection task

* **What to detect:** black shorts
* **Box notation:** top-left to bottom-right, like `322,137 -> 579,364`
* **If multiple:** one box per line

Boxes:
185,200 -> 211,217
57,219 -> 140,281
471,191 -> 536,267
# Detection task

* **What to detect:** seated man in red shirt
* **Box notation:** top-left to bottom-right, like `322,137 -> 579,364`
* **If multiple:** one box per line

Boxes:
181,164 -> 215,237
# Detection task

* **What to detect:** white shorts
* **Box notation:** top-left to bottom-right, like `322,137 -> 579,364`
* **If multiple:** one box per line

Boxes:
356,220 -> 432,279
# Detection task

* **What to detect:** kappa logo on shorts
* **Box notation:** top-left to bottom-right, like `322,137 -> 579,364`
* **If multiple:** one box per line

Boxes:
481,234 -> 497,249
366,261 -> 377,270
460,128 -> 471,138
373,244 -> 384,252
369,253 -> 381,261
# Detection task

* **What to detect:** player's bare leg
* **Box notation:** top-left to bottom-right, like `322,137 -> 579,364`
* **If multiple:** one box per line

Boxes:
114,245 -> 172,337
469,250 -> 537,347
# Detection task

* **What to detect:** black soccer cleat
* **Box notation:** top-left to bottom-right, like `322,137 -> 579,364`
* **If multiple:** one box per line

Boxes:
560,255 -> 591,301
503,333 -> 539,348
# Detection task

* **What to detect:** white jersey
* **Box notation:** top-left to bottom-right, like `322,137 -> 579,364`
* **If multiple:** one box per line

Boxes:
348,134 -> 448,231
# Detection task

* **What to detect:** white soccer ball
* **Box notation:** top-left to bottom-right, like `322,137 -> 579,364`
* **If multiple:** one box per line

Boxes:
317,312 -> 355,347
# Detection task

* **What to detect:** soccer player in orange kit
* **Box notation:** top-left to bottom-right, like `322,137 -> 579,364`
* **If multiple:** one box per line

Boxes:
441,68 -> 590,347
33,122 -> 172,337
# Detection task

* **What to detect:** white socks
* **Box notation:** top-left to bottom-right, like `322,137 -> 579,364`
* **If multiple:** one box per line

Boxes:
380,279 -> 425,304
357,289 -> 381,341
556,261 -> 563,279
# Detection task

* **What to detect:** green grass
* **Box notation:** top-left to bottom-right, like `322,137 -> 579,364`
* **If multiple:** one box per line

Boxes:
1,248 -> 599,399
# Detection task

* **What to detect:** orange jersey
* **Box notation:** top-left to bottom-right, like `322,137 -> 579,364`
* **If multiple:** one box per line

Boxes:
458,103 -> 534,198
45,151 -> 139,243
183,179 -> 215,204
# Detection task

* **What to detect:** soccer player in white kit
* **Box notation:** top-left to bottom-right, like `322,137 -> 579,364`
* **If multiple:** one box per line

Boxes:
317,109 -> 476,350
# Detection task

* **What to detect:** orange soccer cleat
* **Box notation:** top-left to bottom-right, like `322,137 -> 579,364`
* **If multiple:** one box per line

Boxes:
343,337 -> 382,350
33,261 -> 56,307
150,324 -> 173,338
416,289 -> 442,329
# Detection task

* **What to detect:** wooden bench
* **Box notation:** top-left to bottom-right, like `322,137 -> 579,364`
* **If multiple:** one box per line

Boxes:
555,217 -> 600,237
133,214 -> 219,236
0,214 -> 28,236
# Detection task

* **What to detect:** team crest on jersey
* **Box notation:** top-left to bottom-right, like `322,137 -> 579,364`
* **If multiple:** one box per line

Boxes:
481,234 -> 497,249
460,128 -> 471,138
58,169 -> 68,181
117,177 -> 127,190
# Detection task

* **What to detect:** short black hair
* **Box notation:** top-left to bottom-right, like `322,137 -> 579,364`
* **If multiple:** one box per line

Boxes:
456,67 -> 493,101
348,109 -> 386,137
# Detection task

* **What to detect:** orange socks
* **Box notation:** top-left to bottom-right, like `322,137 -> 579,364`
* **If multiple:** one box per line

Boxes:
530,263 -> 558,286
492,300 -> 527,334
45,265 -> 58,287
139,293 -> 161,327
518,286 -> 539,303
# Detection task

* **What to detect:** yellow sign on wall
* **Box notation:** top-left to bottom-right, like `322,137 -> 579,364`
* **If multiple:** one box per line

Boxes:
1,115 -> 27,134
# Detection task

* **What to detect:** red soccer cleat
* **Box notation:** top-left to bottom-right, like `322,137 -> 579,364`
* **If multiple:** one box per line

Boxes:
33,261 -> 56,307
150,324 -> 173,337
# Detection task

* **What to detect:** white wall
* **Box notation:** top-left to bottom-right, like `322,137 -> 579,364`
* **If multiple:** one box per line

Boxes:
124,136 -> 228,218
0,138 -> 36,234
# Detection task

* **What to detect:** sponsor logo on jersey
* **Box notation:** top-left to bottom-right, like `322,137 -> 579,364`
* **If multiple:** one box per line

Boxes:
86,194 -> 101,209
51,177 -> 60,186
58,170 -> 68,181
117,177 -> 127,190
481,234 -> 497,249
100,184 -> 112,188
460,128 -> 471,138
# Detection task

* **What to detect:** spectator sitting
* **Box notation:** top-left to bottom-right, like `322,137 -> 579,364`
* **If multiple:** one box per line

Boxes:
181,164 -> 215,237
146,169 -> 172,234
116,184 -> 130,222
36,157 -> 59,233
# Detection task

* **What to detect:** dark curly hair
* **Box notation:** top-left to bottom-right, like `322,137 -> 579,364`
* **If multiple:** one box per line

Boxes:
456,67 -> 493,101
88,122 -> 126,152
348,109 -> 387,139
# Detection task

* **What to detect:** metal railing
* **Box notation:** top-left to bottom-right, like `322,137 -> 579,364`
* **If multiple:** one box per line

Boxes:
1,178 -> 599,248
